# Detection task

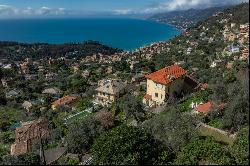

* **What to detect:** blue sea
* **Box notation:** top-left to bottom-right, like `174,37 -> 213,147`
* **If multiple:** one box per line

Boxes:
0,18 -> 181,51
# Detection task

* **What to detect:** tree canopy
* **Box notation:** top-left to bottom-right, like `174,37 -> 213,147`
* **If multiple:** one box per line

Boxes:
231,127 -> 249,165
91,125 -> 162,165
173,137 -> 234,165
118,94 -> 145,121
66,116 -> 104,154
142,109 -> 198,153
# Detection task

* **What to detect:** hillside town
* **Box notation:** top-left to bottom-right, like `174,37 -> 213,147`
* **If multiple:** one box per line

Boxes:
0,3 -> 249,165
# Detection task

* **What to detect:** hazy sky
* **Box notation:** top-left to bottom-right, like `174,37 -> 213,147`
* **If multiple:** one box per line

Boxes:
0,0 -> 248,18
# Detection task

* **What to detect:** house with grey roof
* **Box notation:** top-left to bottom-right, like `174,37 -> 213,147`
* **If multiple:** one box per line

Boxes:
5,89 -> 20,99
22,100 -> 44,112
42,87 -> 63,96
94,79 -> 126,106
22,101 -> 33,112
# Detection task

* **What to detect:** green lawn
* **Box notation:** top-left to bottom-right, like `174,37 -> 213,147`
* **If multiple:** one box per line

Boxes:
177,96 -> 203,112
66,111 -> 91,124
207,119 -> 223,128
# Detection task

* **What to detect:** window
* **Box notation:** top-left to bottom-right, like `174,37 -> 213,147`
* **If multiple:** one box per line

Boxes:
155,83 -> 160,88
155,93 -> 158,97
155,83 -> 163,89
161,94 -> 163,99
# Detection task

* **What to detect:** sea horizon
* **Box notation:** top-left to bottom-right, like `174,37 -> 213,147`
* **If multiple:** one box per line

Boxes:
0,17 -> 181,51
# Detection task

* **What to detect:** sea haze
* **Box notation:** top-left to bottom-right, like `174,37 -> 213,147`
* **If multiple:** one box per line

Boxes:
0,18 -> 181,51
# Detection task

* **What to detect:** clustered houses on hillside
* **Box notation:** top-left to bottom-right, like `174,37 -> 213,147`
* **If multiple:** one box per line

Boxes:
1,4 -> 249,164
223,25 -> 237,42
222,23 -> 249,58
223,23 -> 249,44
239,23 -> 249,43
94,79 -> 126,106
240,48 -> 249,61
143,65 -> 199,108
79,41 -> 171,64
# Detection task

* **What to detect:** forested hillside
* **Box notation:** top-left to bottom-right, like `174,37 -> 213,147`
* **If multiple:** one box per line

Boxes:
0,3 -> 249,165
0,41 -> 122,61
149,6 -> 229,29
148,3 -> 249,164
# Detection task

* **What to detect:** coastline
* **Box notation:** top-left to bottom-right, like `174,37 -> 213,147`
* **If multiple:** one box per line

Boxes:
0,18 -> 182,52
137,17 -> 183,31
148,19 -> 187,32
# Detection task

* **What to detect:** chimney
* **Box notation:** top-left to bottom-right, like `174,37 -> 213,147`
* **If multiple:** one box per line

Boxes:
166,74 -> 175,81
170,75 -> 175,80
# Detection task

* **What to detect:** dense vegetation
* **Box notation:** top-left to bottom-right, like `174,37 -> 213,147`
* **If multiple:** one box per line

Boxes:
174,137 -> 233,165
0,41 -> 122,61
91,125 -> 161,165
149,6 -> 228,29
222,2 -> 249,24
0,3 -> 249,165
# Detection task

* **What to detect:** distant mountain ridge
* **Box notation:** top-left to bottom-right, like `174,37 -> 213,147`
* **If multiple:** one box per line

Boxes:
149,6 -> 231,29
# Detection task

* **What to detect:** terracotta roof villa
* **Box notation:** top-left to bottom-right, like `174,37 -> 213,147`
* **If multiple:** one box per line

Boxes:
52,95 -> 77,110
145,65 -> 187,85
143,65 -> 196,108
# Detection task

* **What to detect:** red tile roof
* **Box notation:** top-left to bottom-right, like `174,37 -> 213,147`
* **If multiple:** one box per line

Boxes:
52,95 -> 77,107
144,94 -> 152,100
195,102 -> 213,114
145,65 -> 187,85
194,102 -> 226,115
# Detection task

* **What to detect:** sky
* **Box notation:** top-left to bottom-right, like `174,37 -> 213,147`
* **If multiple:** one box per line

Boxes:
0,0 -> 248,18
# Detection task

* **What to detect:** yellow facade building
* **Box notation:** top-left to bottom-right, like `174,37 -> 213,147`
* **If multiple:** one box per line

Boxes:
143,65 -> 187,107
